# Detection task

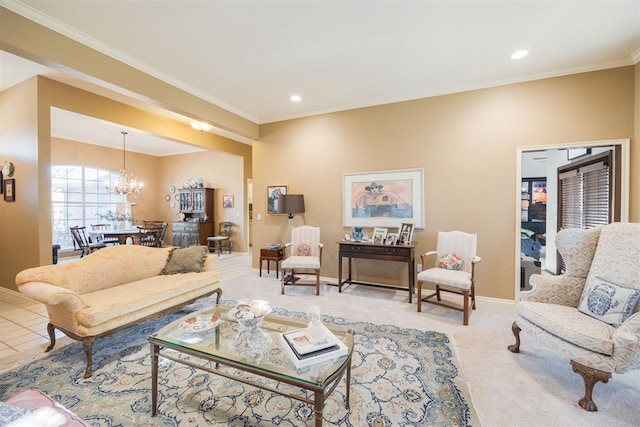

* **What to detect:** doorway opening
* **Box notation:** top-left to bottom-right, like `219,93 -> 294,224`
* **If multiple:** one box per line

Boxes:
515,139 -> 629,297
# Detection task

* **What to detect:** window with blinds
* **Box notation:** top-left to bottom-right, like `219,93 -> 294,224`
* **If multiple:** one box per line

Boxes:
557,150 -> 615,273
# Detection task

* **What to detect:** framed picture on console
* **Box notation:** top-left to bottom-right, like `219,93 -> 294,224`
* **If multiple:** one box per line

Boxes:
372,227 -> 388,245
343,168 -> 424,228
398,222 -> 414,245
385,233 -> 398,245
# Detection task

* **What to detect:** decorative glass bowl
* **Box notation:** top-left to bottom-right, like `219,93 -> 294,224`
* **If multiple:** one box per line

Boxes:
228,300 -> 272,331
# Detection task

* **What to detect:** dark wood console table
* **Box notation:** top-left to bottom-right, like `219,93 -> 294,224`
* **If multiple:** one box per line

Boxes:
337,241 -> 416,302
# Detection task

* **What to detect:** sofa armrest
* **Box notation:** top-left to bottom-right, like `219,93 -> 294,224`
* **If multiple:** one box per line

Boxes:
18,282 -> 86,312
522,273 -> 585,307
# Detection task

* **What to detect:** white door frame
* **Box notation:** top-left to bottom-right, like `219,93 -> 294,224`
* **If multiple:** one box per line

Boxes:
515,138 -> 630,300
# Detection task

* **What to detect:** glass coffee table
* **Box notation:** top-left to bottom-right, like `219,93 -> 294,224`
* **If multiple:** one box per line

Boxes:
149,305 -> 354,426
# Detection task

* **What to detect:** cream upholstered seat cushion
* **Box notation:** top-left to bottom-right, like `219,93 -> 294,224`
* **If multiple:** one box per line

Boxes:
281,255 -> 320,270
417,268 -> 471,290
518,301 -> 615,355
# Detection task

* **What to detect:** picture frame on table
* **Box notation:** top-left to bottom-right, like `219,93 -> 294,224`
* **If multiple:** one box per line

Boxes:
342,168 -> 424,228
267,185 -> 288,214
223,195 -> 234,208
385,232 -> 398,245
398,222 -> 414,244
4,179 -> 15,202
372,227 -> 388,245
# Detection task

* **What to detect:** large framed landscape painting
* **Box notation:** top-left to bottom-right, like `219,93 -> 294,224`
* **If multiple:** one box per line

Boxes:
343,168 -> 424,228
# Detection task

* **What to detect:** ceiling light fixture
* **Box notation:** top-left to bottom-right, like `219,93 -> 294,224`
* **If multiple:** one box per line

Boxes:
511,50 -> 529,59
190,120 -> 213,132
105,131 -> 144,196
290,95 -> 301,102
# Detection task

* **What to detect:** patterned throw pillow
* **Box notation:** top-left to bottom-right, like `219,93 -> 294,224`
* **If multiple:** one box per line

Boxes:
439,253 -> 463,270
161,246 -> 207,275
578,277 -> 640,327
296,244 -> 311,256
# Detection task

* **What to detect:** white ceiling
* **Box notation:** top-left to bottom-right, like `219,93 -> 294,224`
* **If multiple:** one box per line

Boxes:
1,0 -> 639,156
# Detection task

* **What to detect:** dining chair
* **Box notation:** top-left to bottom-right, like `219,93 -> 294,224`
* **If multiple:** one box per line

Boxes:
70,226 -> 107,257
136,226 -> 164,247
90,223 -> 120,245
143,220 -> 168,247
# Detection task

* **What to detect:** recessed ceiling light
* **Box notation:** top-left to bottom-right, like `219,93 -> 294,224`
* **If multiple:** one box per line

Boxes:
511,50 -> 528,59
290,95 -> 301,102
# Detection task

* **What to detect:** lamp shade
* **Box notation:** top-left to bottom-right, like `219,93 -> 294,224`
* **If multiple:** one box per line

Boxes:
278,194 -> 305,216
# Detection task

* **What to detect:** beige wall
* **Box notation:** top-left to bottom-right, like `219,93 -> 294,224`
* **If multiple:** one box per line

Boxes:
254,67 -> 636,300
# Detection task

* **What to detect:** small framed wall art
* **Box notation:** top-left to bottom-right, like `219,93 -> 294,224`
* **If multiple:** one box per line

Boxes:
4,179 -> 15,202
223,195 -> 234,208
267,185 -> 288,214
398,222 -> 414,245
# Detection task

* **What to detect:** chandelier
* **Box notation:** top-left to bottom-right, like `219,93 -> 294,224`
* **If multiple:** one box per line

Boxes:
105,131 -> 144,195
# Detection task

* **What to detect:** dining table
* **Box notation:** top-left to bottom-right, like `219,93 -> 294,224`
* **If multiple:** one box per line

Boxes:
89,227 -> 144,245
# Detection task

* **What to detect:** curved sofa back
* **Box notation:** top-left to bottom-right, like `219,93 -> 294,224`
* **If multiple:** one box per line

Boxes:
16,245 -> 184,295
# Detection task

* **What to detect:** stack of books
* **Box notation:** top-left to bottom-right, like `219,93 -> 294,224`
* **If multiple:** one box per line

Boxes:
280,325 -> 348,369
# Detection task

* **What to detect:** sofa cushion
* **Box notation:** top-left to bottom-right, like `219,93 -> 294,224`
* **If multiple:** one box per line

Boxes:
76,271 -> 218,328
0,402 -> 30,425
4,388 -> 88,426
578,277 -> 640,327
518,301 -> 615,355
161,246 -> 208,275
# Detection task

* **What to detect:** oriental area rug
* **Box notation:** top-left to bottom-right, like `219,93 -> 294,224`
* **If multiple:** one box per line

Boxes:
0,299 -> 478,426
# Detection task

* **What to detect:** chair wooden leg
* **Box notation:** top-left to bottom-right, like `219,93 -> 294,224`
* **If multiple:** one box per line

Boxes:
462,290 -> 469,325
315,269 -> 320,295
507,321 -> 521,353
470,284 -> 476,309
281,268 -> 286,294
570,360 -> 611,412
435,285 -> 442,301
417,282 -> 422,312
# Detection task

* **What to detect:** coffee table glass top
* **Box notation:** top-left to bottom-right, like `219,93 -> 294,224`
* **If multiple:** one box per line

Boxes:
151,305 -> 353,386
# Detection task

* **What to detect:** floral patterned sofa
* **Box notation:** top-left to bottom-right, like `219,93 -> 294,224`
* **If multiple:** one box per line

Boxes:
1,388 -> 89,426
16,245 -> 221,378
508,222 -> 640,411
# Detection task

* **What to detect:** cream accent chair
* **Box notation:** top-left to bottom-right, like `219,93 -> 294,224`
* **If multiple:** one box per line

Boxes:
417,231 -> 481,325
508,222 -> 640,411
281,225 -> 323,295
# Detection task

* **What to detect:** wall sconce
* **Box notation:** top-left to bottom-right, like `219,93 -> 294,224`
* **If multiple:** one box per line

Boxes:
190,120 -> 213,132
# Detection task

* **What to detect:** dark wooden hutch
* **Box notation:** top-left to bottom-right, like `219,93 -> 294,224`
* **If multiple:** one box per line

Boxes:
172,187 -> 215,248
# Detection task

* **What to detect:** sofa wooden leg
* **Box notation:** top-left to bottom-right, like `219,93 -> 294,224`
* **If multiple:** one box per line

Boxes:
82,337 -> 96,379
213,288 -> 222,304
45,323 -> 56,352
570,360 -> 611,412
507,321 -> 521,353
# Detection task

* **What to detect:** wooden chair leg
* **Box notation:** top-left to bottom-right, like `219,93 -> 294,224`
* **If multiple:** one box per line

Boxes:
435,285 -> 442,301
570,360 -> 611,411
315,269 -> 320,295
417,282 -> 422,312
281,268 -> 286,294
507,321 -> 521,353
462,290 -> 469,325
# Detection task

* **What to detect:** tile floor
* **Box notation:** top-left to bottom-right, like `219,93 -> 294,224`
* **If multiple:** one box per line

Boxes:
0,252 -> 250,363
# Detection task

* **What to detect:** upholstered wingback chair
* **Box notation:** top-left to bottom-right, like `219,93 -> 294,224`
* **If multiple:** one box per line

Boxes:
508,222 -> 640,411
280,225 -> 323,295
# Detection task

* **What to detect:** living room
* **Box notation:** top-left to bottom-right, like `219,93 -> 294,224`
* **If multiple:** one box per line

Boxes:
1,2 -> 640,425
